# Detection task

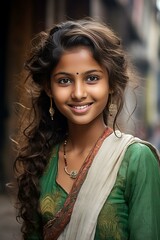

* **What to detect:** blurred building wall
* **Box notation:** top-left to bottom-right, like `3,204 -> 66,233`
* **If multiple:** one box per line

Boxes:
1,0 -> 160,192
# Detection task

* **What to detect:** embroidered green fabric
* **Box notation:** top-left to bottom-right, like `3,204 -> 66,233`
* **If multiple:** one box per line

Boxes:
30,143 -> 160,240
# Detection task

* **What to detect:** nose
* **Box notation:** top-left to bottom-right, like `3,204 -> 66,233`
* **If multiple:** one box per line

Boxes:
71,81 -> 87,101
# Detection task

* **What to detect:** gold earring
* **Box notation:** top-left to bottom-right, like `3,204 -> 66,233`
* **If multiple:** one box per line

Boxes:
109,94 -> 116,117
49,97 -> 54,120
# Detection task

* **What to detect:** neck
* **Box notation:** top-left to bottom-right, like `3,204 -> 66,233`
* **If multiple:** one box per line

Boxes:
67,121 -> 107,152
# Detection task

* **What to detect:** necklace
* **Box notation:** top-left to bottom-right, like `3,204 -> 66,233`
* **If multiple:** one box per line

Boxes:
63,140 -> 78,179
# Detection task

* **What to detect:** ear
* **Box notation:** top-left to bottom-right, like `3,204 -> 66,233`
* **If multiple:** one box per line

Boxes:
44,83 -> 52,97
45,88 -> 52,97
109,89 -> 114,94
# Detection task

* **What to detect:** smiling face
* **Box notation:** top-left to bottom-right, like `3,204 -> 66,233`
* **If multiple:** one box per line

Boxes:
49,46 -> 110,128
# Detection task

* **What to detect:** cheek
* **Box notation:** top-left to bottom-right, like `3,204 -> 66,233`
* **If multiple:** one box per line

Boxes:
96,88 -> 110,107
52,94 -> 65,114
92,85 -> 109,99
51,84 -> 67,100
52,89 -> 70,107
53,93 -> 63,105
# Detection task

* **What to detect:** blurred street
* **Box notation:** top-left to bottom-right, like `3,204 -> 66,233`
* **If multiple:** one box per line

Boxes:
0,0 -> 160,239
0,194 -> 21,240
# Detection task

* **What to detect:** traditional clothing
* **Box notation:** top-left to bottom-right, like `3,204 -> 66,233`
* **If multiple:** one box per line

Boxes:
29,129 -> 160,240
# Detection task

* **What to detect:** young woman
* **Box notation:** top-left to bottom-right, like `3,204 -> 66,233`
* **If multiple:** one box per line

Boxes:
13,18 -> 160,240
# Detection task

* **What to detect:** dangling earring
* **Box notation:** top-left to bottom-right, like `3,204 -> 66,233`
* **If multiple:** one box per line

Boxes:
49,97 -> 54,120
109,94 -> 116,117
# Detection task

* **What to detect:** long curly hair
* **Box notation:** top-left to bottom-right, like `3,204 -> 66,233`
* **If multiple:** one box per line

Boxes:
13,17 -> 137,239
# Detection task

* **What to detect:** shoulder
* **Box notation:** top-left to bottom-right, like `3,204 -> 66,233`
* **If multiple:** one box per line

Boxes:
123,142 -> 160,183
109,131 -> 160,174
125,141 -> 159,165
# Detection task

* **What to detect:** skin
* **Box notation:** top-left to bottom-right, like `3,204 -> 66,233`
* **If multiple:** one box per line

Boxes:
48,46 -> 111,192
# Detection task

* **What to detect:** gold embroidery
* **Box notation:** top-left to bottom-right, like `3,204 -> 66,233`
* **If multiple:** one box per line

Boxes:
40,192 -> 61,215
98,203 -> 122,240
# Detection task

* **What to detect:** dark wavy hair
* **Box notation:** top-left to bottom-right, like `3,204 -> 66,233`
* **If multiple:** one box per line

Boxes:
13,17 -> 137,239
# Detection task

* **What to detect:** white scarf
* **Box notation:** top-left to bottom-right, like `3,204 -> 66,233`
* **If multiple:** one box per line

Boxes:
58,131 -> 159,240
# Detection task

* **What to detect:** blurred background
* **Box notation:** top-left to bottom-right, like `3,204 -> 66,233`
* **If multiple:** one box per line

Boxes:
0,0 -> 160,239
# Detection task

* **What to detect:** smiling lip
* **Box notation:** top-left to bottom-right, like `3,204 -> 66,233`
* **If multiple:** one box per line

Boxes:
68,103 -> 93,113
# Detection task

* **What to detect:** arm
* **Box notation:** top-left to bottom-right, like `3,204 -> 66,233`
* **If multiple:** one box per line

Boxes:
124,143 -> 160,240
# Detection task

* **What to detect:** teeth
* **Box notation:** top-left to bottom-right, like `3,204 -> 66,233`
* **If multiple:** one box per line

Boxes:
73,105 -> 89,109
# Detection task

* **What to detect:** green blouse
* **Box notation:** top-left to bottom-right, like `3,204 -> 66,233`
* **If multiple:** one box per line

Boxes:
32,143 -> 160,239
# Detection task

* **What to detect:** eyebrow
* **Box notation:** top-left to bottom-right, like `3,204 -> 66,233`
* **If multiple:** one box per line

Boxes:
52,69 -> 104,77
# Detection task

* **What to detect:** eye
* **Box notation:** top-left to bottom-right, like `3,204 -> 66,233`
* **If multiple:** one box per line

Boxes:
58,78 -> 72,85
86,75 -> 100,83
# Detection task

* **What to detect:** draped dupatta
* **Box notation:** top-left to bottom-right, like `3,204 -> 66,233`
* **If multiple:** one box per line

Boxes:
43,129 -> 159,240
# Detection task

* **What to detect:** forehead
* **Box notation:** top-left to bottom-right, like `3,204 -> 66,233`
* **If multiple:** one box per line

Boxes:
52,46 -> 103,74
